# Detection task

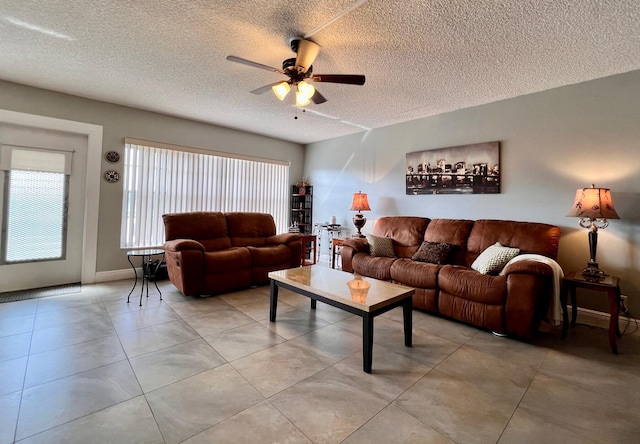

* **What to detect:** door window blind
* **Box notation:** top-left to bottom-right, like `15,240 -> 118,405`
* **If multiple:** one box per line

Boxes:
1,145 -> 72,263
121,140 -> 290,248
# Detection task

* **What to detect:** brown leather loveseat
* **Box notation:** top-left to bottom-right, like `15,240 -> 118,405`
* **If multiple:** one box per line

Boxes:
341,217 -> 561,338
163,212 -> 302,296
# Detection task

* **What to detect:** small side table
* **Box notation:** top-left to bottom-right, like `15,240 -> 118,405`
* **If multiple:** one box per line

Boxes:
561,271 -> 621,354
299,234 -> 317,266
313,224 -> 342,262
127,249 -> 165,306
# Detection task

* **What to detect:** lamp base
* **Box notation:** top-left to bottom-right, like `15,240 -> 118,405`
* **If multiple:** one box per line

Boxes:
581,261 -> 607,280
352,213 -> 367,238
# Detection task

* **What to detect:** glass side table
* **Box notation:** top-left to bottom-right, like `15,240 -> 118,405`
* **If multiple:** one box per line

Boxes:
127,249 -> 165,306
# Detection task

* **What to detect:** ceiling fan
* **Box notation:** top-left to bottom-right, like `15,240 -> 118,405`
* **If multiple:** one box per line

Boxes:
226,37 -> 366,107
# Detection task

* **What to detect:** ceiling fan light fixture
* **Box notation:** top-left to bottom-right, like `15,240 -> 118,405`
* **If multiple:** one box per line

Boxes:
295,81 -> 315,106
272,81 -> 290,100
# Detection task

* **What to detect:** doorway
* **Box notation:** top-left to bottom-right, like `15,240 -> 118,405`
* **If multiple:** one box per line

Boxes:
0,110 -> 102,292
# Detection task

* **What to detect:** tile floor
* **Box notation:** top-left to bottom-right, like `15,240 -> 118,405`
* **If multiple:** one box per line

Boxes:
1,273 -> 639,443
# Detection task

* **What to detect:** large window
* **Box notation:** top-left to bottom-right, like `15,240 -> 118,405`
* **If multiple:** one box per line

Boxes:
121,139 -> 290,248
0,146 -> 72,263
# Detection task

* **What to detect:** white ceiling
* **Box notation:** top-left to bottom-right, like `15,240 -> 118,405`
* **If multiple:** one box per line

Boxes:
1,1 -> 639,144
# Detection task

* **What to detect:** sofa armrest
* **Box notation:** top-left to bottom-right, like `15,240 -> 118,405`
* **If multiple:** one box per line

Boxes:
163,239 -> 205,252
501,261 -> 555,338
266,233 -> 300,245
340,238 -> 369,272
501,260 -> 553,276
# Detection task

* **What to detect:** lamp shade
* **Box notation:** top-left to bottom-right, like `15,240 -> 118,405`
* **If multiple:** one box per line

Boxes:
566,185 -> 619,220
295,81 -> 315,107
272,82 -> 290,101
349,191 -> 371,212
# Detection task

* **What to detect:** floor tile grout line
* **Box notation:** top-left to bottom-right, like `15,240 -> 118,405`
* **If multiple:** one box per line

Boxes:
266,397 -> 327,443
10,302 -> 37,444
13,395 -> 151,444
107,300 -> 170,443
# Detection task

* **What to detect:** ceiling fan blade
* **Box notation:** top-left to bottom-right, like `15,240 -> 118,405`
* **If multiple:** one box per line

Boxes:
311,74 -> 366,85
311,89 -> 327,104
226,55 -> 285,74
250,82 -> 284,95
294,39 -> 320,74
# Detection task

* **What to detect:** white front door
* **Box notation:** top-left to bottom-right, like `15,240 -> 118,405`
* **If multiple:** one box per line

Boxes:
0,123 -> 88,292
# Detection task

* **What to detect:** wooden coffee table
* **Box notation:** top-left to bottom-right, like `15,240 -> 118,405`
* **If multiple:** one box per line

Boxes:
268,266 -> 415,373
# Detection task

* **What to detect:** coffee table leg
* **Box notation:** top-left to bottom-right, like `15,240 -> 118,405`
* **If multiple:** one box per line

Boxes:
269,280 -> 279,322
403,298 -> 412,347
363,314 -> 373,373
311,299 -> 317,310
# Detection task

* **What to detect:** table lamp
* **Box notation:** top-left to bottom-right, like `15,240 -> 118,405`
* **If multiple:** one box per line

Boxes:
566,184 -> 619,279
349,191 -> 371,238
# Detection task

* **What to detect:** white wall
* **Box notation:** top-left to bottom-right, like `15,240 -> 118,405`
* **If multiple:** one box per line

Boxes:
304,70 -> 640,315
0,80 -> 304,276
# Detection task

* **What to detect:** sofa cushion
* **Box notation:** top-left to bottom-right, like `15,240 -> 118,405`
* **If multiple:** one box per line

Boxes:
390,258 -> 439,288
365,234 -> 395,257
439,265 -> 507,305
411,241 -> 455,264
352,254 -> 396,280
246,244 -> 291,267
372,216 -> 430,258
226,212 -> 276,247
471,242 -> 520,274
163,211 -> 228,241
466,220 -> 561,264
203,247 -> 251,274
200,237 -> 233,251
424,219 -> 474,265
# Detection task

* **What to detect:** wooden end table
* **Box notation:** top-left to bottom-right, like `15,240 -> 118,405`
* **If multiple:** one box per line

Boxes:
561,271 -> 621,354
299,234 -> 317,265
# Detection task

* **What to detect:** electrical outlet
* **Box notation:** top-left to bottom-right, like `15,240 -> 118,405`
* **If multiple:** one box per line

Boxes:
619,294 -> 631,317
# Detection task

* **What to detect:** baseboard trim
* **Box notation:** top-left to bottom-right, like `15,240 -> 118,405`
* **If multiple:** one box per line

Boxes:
94,268 -> 137,282
571,305 -> 638,331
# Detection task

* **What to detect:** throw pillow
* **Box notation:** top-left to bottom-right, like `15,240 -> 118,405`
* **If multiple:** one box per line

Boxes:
471,242 -> 520,274
365,234 -> 395,257
412,241 -> 456,265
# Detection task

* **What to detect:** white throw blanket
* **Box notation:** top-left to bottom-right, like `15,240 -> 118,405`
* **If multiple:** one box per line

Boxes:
504,254 -> 565,326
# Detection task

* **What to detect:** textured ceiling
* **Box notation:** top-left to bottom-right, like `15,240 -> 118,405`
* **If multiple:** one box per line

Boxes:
1,0 -> 639,144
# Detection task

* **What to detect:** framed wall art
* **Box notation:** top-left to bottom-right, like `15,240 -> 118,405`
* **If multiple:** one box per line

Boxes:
406,141 -> 500,195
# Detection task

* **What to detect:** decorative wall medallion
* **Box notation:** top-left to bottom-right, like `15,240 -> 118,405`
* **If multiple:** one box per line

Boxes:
104,170 -> 120,183
105,151 -> 120,163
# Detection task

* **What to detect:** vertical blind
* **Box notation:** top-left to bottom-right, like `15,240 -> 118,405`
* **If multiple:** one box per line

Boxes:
121,140 -> 290,248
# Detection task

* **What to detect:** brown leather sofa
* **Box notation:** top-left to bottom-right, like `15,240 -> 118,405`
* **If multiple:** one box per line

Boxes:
341,217 -> 561,338
162,212 -> 302,296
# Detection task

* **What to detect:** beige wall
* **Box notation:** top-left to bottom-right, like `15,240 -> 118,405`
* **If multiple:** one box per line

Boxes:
304,70 -> 640,315
0,80 -> 304,274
